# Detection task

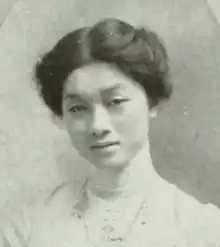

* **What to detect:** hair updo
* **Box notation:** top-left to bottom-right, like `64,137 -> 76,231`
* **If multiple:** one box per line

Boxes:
34,18 -> 172,117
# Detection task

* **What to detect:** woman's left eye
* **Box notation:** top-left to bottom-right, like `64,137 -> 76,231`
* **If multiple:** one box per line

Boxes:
108,98 -> 128,106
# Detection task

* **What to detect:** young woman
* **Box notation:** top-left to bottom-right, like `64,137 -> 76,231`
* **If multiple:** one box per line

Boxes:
1,18 -> 220,247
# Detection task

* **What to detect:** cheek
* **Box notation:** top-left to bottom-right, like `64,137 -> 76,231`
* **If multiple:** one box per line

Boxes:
113,102 -> 149,138
65,116 -> 88,145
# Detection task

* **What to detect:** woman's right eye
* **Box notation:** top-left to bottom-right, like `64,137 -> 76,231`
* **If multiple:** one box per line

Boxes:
69,105 -> 87,113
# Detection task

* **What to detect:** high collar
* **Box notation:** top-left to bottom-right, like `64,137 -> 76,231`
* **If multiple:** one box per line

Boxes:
72,140 -> 164,216
87,140 -> 161,200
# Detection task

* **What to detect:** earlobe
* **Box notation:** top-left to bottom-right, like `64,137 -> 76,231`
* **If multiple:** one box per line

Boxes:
51,114 -> 65,129
149,108 -> 158,119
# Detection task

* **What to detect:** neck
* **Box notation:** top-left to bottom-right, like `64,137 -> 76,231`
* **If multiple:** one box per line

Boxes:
87,141 -> 161,200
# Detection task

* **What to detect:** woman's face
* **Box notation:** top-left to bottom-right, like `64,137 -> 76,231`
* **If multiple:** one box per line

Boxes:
62,62 -> 151,170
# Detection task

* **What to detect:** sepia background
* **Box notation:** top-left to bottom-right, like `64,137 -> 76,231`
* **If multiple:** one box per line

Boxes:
0,0 -> 220,226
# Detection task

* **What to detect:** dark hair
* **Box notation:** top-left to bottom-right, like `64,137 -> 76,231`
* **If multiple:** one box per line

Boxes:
34,18 -> 172,117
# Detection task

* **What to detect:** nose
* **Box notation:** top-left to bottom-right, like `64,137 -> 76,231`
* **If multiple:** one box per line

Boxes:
90,106 -> 112,138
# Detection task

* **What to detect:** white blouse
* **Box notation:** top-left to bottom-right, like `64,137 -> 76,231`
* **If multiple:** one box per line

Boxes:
1,178 -> 220,247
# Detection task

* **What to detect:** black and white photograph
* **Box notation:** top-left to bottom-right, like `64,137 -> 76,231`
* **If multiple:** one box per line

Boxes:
0,0 -> 220,246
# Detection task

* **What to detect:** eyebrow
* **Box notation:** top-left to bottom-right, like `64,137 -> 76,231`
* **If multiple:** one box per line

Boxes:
63,93 -> 80,101
63,84 -> 124,101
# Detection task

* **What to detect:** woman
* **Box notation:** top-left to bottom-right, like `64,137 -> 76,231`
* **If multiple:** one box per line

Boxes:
1,18 -> 220,247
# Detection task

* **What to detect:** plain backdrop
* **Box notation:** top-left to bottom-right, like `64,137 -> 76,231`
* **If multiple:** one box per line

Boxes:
0,0 -> 220,226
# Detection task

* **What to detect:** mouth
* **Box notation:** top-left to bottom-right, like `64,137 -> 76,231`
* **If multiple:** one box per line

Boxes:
90,141 -> 120,149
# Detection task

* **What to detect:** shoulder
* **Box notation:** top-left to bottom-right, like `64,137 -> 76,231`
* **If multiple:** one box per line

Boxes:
172,184 -> 220,245
0,203 -> 32,247
0,182 -> 83,247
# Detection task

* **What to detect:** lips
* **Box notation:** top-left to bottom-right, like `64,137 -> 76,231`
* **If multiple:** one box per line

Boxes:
91,141 -> 120,149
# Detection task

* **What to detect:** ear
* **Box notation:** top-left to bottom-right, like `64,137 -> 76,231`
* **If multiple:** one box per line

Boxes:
149,107 -> 158,119
51,113 -> 65,129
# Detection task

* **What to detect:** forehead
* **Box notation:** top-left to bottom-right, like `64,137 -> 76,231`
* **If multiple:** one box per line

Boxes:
63,63 -> 136,97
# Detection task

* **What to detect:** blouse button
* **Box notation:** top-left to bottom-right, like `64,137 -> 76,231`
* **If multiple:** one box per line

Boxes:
102,225 -> 115,232
72,211 -> 82,219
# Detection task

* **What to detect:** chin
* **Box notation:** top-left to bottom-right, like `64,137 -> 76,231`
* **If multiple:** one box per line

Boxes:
91,155 -> 129,171
79,148 -> 131,170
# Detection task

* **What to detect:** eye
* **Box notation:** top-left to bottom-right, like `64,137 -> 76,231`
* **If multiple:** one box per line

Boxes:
108,98 -> 129,106
69,105 -> 87,113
